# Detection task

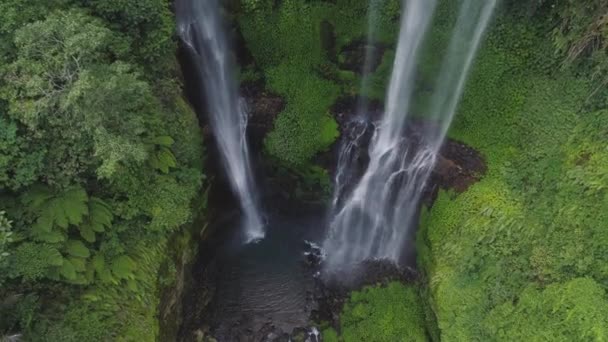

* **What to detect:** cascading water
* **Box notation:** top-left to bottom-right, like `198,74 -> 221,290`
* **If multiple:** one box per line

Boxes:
330,0 -> 381,212
324,0 -> 497,270
325,0 -> 438,270
177,0 -> 265,242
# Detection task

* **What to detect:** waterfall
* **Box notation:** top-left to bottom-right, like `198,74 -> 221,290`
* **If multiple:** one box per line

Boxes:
176,0 -> 265,242
355,0 -> 382,117
330,0 -> 382,213
324,0 -> 496,270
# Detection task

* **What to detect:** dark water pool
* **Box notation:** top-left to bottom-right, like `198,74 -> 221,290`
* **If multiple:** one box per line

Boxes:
204,213 -> 324,340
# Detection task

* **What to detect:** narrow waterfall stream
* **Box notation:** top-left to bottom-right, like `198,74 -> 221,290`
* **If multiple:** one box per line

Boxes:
176,0 -> 265,242
324,0 -> 497,270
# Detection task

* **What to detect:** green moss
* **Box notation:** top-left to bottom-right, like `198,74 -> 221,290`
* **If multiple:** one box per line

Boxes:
238,0 -> 401,167
263,64 -> 341,165
325,282 -> 428,342
322,328 -> 340,342
361,49 -> 396,101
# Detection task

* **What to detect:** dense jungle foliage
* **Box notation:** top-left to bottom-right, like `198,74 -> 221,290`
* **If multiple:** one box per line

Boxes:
322,282 -> 427,342
1,0 -> 607,340
418,2 -> 608,341
0,0 -> 204,340
237,0 -> 608,340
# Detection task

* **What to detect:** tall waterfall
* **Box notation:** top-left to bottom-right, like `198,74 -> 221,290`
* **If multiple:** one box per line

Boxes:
331,0 -> 383,213
177,0 -> 265,242
324,0 -> 497,270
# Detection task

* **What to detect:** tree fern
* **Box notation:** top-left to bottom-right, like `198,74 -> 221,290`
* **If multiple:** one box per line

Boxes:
60,259 -> 77,281
147,136 -> 178,174
111,255 -> 136,280
150,135 -> 174,147
91,254 -> 117,284
66,240 -> 90,258
68,257 -> 86,273
79,197 -> 112,242
22,185 -> 88,240
20,185 -> 118,283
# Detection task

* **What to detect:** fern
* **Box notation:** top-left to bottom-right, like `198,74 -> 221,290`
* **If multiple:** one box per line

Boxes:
149,147 -> 177,174
20,185 -> 119,283
66,240 -> 90,258
79,197 -> 112,242
150,135 -> 175,147
68,257 -> 86,272
22,185 -> 88,240
111,255 -> 137,280
60,259 -> 77,281
147,136 -> 178,174
34,230 -> 65,243
22,186 -> 113,245
92,254 -> 116,284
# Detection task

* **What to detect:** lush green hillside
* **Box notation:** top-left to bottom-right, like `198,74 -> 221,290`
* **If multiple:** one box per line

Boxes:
418,5 -> 608,340
1,0 -> 606,340
0,1 -> 204,340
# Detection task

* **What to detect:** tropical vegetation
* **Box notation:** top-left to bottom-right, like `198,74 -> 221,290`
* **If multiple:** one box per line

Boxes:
0,1 -> 204,340
1,0 -> 606,340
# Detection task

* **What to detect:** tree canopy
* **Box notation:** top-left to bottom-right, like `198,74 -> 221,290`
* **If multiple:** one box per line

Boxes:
0,1 -> 204,340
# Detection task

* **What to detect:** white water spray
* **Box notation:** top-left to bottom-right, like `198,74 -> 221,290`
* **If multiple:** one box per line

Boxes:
324,0 -> 497,269
177,0 -> 265,242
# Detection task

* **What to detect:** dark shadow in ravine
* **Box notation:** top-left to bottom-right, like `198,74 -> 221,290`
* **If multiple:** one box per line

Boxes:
178,209 -> 326,341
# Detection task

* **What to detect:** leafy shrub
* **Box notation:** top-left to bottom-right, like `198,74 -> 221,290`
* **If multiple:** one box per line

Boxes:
483,278 -> 608,341
326,282 -> 427,342
0,2 -> 204,340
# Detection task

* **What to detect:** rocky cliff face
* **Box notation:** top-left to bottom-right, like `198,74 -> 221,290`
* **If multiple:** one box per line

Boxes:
323,95 -> 487,199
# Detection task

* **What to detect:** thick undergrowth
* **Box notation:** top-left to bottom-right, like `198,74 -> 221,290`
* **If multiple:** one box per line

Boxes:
417,8 -> 608,341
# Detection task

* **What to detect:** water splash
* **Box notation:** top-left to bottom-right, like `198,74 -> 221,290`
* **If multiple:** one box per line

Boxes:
324,0 -> 497,270
176,0 -> 265,242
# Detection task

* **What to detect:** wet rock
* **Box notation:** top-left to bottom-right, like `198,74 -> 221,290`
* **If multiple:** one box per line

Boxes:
252,324 -> 322,342
316,96 -> 382,176
325,96 -> 487,198
302,240 -> 325,268
330,96 -> 383,128
241,81 -> 285,151
291,327 -> 308,342
434,139 -> 487,193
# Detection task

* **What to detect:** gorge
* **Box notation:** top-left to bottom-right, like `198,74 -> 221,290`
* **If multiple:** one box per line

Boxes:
176,0 -> 496,339
1,0 -> 607,341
